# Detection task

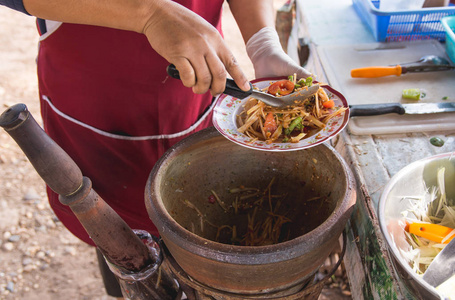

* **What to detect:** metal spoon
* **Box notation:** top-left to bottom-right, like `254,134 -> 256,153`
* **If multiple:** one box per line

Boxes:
407,55 -> 453,66
422,237 -> 455,287
166,64 -> 319,108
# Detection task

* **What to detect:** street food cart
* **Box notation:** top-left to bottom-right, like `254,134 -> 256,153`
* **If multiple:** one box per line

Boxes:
1,1 -> 454,299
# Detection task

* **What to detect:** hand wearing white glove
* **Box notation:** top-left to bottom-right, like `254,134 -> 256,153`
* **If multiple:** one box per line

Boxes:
246,27 -> 312,79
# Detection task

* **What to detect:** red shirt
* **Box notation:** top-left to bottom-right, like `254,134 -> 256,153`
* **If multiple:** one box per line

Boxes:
37,0 -> 224,246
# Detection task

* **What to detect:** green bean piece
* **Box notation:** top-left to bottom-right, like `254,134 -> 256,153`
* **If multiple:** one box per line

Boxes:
430,137 -> 444,147
285,117 -> 302,136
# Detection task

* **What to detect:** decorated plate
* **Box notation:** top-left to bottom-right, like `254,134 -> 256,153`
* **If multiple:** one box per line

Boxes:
212,77 -> 350,151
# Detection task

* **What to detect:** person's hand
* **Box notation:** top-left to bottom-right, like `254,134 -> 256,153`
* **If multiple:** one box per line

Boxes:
246,27 -> 312,79
22,0 -> 250,96
142,0 -> 250,96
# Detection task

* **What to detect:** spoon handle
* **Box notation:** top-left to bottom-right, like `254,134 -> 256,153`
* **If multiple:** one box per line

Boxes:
166,64 -> 253,98
224,78 -> 253,98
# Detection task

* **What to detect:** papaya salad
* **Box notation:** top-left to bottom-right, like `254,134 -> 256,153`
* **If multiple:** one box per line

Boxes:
236,75 -> 347,144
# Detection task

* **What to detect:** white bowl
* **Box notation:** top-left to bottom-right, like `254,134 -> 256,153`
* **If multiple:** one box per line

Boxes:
378,152 -> 455,299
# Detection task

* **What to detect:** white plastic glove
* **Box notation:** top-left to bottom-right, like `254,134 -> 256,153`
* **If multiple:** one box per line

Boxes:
246,27 -> 312,79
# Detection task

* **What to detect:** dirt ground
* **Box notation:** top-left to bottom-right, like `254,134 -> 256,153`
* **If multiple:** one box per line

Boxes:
0,2 -> 351,299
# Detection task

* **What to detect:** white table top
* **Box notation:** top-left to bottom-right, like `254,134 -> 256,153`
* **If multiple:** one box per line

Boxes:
289,1 -> 455,299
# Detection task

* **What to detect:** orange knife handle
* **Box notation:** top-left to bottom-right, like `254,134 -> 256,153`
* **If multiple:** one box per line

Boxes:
351,65 -> 402,78
408,222 -> 454,244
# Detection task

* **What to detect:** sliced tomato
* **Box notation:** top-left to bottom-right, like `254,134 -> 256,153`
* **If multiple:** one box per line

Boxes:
267,80 -> 295,96
264,113 -> 277,133
322,99 -> 335,109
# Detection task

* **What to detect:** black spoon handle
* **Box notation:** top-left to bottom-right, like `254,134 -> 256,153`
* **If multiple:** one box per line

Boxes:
166,64 -> 253,98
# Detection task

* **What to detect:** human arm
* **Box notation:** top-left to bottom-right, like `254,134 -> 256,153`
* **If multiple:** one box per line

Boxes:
228,0 -> 311,79
0,0 -> 28,14
226,0 -> 275,43
14,0 -> 250,95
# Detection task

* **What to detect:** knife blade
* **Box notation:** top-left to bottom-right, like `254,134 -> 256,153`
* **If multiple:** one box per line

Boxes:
404,64 -> 455,73
422,237 -> 455,287
349,102 -> 455,117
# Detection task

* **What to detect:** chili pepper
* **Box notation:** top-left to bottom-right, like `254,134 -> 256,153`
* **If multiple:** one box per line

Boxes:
304,77 -> 313,87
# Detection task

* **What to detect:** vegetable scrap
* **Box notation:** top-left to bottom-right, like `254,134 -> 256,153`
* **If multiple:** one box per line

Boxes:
208,195 -> 216,204
210,190 -> 228,212
185,178 -> 294,246
402,88 -> 425,100
216,178 -> 292,246
430,137 -> 445,147
237,75 -> 346,144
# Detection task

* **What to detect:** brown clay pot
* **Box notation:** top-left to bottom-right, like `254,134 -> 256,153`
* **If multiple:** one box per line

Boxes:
146,127 -> 356,295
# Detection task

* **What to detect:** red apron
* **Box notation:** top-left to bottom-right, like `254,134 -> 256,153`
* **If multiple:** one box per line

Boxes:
36,0 -> 224,246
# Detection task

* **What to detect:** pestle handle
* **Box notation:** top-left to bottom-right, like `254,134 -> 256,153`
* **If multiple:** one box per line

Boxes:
62,177 -> 154,272
0,104 -> 154,272
0,104 -> 83,195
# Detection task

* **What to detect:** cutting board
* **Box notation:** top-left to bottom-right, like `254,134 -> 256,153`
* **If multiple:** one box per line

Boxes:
317,40 -> 455,135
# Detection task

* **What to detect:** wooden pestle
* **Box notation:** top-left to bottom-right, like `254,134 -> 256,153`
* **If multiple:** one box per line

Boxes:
0,104 -> 153,272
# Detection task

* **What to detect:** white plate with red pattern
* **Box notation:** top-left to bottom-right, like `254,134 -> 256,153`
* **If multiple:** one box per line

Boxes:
212,77 -> 350,152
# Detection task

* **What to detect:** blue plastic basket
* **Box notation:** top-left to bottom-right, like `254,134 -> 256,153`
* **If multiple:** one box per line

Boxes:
352,0 -> 455,42
441,16 -> 455,62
